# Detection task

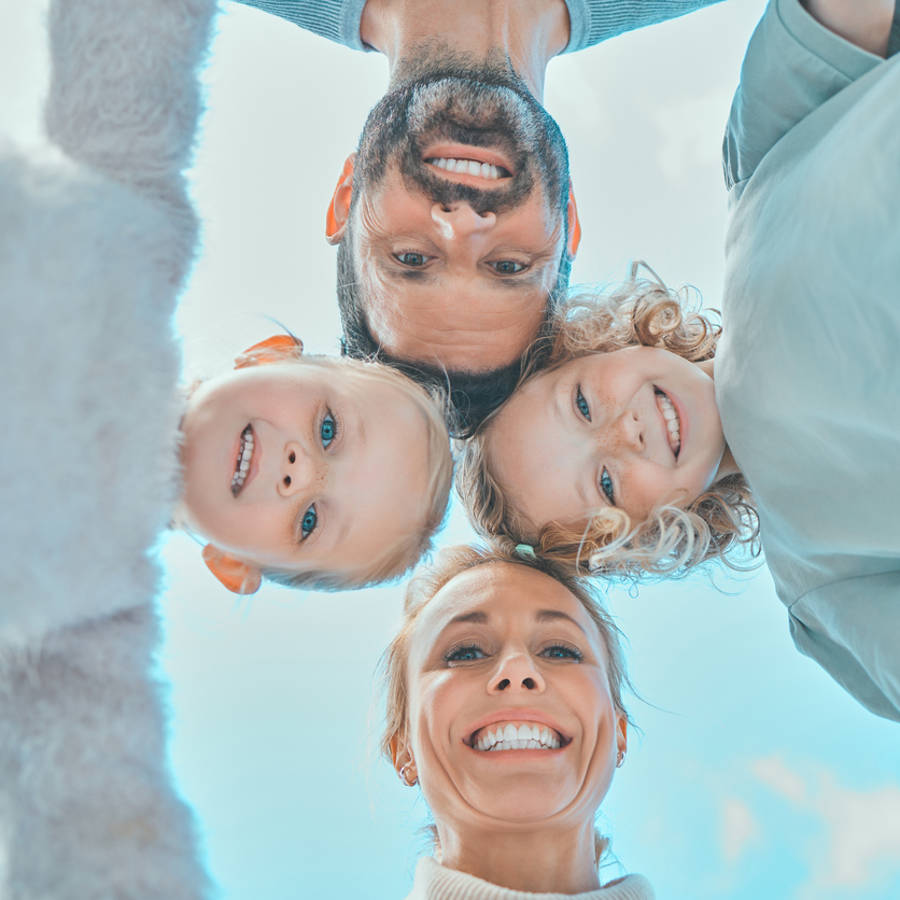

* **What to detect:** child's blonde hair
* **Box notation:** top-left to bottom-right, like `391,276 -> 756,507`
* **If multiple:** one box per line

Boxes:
378,544 -> 632,865
456,264 -> 759,580
258,353 -> 453,591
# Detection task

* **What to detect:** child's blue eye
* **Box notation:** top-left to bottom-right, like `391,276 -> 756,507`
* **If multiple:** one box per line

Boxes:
300,504 -> 318,540
541,644 -> 583,661
445,644 -> 485,663
600,467 -> 615,505
576,386 -> 591,421
320,413 -> 337,448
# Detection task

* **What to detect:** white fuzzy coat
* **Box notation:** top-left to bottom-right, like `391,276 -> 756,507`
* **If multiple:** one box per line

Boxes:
0,0 -> 216,895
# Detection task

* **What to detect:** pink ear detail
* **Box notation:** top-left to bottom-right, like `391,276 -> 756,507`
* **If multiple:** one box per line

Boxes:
201,544 -> 262,594
233,335 -> 304,370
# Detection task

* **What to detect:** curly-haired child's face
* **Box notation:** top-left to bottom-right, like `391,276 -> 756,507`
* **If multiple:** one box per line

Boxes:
486,346 -> 731,537
177,362 -> 431,578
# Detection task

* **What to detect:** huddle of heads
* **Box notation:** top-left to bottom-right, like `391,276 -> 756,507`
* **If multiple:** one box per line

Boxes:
172,56 -> 762,873
176,52 -> 760,597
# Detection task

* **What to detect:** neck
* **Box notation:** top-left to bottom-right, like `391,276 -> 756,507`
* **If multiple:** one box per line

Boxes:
359,0 -> 570,99
435,821 -> 601,893
699,356 -> 743,481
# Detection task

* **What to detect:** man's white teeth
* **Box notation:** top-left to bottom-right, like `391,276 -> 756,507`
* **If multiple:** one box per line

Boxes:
657,391 -> 681,455
427,157 -> 507,179
473,722 -> 561,752
231,425 -> 254,497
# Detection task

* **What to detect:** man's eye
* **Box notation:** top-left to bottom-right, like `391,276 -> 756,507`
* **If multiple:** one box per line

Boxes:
445,644 -> 485,663
576,386 -> 591,421
394,251 -> 429,267
600,467 -> 615,505
490,259 -> 528,275
320,412 -> 337,448
540,644 -> 583,661
300,504 -> 318,540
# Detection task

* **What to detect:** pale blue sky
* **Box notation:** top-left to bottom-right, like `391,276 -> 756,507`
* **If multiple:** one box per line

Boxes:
4,1 -> 900,897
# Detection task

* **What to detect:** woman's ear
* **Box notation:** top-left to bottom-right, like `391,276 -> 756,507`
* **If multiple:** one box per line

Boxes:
566,180 -> 582,258
389,733 -> 417,785
233,334 -> 304,370
616,716 -> 628,756
202,544 -> 262,595
325,153 -> 356,246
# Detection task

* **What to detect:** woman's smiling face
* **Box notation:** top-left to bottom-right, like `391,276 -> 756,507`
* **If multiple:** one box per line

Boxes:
486,346 -> 727,537
403,562 -> 626,830
177,360 -> 431,577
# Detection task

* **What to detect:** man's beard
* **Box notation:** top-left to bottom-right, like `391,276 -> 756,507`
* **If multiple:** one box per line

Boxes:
351,57 -> 570,220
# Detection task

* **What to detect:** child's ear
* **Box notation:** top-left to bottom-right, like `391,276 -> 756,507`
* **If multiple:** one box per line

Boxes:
325,153 -> 356,246
233,334 -> 304,370
566,180 -> 582,258
202,544 -> 262,595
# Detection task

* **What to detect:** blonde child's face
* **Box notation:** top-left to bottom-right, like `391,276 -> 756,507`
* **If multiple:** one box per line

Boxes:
487,346 -> 729,537
177,362 -> 432,578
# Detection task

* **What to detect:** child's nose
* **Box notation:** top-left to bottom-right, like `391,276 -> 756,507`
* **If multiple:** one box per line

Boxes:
277,442 -> 323,496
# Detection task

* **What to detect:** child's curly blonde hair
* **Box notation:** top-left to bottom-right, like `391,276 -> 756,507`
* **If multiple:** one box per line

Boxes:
456,263 -> 759,580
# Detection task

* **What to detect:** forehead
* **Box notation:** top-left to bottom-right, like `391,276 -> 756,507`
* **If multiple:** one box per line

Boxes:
411,562 -> 600,660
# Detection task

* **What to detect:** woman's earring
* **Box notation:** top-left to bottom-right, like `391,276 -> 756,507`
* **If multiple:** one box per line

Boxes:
616,749 -> 625,768
399,763 -> 418,786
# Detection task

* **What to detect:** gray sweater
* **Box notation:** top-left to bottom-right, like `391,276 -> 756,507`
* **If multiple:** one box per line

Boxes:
235,0 -> 723,54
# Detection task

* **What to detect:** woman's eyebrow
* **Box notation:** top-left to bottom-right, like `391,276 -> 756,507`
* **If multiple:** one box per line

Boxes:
446,610 -> 488,627
535,609 -> 586,635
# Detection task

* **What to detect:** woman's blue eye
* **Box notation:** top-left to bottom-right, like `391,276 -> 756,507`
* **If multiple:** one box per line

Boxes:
320,413 -> 337,448
541,644 -> 583,661
576,387 -> 591,421
395,251 -> 428,267
491,259 -> 527,275
600,467 -> 615,505
300,504 -> 318,540
445,645 -> 485,663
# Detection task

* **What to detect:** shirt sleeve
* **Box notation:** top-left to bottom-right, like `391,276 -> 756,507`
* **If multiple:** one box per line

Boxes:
723,0 -> 882,190
233,0 -> 369,51
564,0 -> 723,53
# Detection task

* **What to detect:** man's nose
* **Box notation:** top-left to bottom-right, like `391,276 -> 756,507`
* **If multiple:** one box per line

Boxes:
431,202 -> 497,240
277,442 -> 324,497
487,651 -> 546,694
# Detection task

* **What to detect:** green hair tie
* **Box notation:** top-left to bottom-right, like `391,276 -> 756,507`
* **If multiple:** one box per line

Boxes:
515,543 -> 537,559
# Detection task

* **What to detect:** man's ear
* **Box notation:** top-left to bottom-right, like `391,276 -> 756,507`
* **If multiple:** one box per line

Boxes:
233,334 -> 304,370
202,544 -> 262,595
326,153 -> 356,246
566,180 -> 582,258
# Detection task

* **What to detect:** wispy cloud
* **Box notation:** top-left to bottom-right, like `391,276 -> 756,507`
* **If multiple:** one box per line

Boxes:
720,796 -> 760,864
752,756 -> 900,895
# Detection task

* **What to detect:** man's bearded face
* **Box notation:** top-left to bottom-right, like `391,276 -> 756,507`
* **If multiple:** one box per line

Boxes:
343,64 -> 572,374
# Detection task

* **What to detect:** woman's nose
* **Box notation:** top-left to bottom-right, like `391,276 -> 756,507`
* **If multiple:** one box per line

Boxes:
277,442 -> 323,497
488,652 -> 546,694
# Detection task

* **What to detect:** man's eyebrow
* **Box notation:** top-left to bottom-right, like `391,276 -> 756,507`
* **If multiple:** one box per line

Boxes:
536,609 -> 587,634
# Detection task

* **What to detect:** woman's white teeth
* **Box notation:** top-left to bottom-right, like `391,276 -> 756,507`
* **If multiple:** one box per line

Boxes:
657,391 -> 681,455
231,426 -> 254,496
473,722 -> 561,751
427,157 -> 506,179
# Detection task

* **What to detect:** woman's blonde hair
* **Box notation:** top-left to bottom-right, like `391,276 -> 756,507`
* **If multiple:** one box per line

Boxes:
378,544 -> 632,865
262,354 -> 453,591
456,264 -> 759,580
